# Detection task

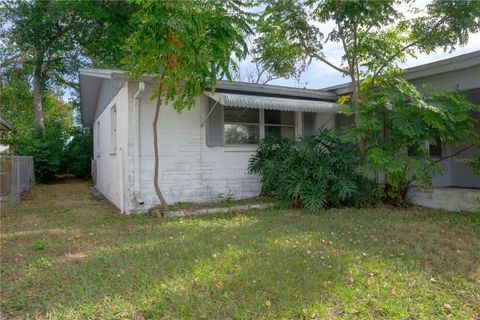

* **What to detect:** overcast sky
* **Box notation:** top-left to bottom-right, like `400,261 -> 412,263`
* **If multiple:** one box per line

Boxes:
262,36 -> 480,90
239,0 -> 480,89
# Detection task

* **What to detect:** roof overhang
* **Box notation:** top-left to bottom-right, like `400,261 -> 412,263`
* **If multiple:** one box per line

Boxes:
322,50 -> 480,95
79,68 -> 340,127
79,68 -> 128,127
206,92 -> 342,113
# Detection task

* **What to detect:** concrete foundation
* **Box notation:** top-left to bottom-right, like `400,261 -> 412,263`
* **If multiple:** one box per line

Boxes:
409,187 -> 480,212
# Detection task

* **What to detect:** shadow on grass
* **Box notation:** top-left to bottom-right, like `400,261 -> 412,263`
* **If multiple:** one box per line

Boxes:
1,181 -> 479,318
3,211 -> 479,318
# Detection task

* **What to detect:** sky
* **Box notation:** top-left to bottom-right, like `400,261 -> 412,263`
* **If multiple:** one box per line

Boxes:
238,0 -> 480,90
262,36 -> 480,90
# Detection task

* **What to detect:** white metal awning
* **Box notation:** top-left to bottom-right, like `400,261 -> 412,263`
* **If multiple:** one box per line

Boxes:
206,92 -> 342,113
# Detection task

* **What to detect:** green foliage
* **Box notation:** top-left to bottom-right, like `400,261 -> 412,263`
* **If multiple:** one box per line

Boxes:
254,1 -> 480,198
256,0 -> 480,82
62,128 -> 93,179
18,128 -> 64,183
252,0 -> 315,80
217,192 -> 234,208
249,130 -> 370,212
124,0 -> 252,111
0,72 -> 74,182
469,152 -> 480,176
31,240 -> 48,251
340,77 -> 480,205
1,0 -> 138,90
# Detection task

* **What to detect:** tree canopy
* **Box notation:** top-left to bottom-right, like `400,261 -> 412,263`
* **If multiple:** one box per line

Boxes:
124,0 -> 252,208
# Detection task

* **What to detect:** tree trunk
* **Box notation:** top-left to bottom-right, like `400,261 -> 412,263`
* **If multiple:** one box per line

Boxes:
32,64 -> 45,132
350,73 -> 366,162
153,74 -> 168,211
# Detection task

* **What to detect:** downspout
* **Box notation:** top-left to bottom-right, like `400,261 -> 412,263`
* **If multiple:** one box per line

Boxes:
133,82 -> 145,205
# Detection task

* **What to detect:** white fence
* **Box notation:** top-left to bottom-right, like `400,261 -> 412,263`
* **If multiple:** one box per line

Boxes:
0,156 -> 35,210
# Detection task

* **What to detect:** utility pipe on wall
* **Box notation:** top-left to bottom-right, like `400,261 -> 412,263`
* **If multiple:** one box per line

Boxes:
133,81 -> 145,205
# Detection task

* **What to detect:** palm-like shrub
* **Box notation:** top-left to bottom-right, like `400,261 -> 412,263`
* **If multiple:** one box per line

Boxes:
249,129 -> 369,212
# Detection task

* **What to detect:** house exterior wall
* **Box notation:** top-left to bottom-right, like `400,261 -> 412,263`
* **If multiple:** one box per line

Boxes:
411,76 -> 480,189
408,64 -> 480,92
122,82 -> 335,213
315,113 -> 335,130
127,83 -> 260,212
93,83 -> 129,211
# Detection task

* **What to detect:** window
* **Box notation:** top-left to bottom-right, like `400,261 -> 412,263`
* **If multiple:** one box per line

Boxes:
303,112 -> 316,136
224,107 -> 259,144
264,110 -> 295,139
206,100 -> 298,146
96,120 -> 100,157
110,105 -> 117,154
429,139 -> 442,157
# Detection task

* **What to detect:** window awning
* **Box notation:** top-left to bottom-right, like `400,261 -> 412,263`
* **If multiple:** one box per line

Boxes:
206,92 -> 342,113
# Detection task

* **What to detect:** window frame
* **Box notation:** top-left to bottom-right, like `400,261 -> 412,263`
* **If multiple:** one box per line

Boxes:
110,104 -> 117,155
264,109 -> 296,140
222,107 -> 296,147
223,106 -> 260,147
96,120 -> 101,158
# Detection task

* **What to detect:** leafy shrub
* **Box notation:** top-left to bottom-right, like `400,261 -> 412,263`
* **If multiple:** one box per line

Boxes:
341,77 -> 480,205
217,191 -> 234,208
469,151 -> 480,176
17,127 -> 65,182
1,77 -> 74,182
249,130 -> 370,212
62,128 -> 93,179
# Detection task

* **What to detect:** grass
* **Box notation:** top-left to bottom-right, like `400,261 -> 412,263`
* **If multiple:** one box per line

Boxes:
1,180 -> 479,319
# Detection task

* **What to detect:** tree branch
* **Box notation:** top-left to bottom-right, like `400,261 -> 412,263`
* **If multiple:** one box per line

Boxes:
367,16 -> 448,94
435,144 -> 476,163
311,53 -> 349,75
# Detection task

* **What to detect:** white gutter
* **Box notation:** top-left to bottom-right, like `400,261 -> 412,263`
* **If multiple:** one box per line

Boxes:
133,81 -> 145,205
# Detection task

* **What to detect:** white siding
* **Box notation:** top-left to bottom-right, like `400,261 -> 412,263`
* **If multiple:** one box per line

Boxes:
129,84 -> 261,212
93,81 -> 346,213
94,83 -> 129,211
315,113 -> 335,130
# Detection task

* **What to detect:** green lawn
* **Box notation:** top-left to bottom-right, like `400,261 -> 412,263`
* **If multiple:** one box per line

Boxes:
1,180 -> 479,319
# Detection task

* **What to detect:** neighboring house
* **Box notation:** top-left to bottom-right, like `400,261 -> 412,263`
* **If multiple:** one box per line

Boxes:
79,69 -> 341,213
324,51 -> 480,211
80,51 -> 479,214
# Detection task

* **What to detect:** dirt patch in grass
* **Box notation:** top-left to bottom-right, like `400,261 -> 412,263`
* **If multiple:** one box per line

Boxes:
148,195 -> 275,215
1,180 -> 479,319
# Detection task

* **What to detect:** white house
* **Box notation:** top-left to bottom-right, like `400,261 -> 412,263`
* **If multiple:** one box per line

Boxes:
80,51 -> 479,214
79,69 -> 341,213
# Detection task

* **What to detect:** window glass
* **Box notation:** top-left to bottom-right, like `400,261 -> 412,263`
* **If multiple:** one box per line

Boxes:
264,110 -> 295,139
265,110 -> 294,125
265,126 -> 295,139
224,107 -> 259,124
225,124 -> 259,144
429,140 -> 442,157
224,107 -> 259,144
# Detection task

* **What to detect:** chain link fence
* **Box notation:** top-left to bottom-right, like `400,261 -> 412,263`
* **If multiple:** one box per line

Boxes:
0,156 -> 35,210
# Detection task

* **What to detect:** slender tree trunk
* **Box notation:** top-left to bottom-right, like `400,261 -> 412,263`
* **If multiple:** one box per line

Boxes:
32,63 -> 45,132
153,74 -> 168,211
350,72 -> 366,162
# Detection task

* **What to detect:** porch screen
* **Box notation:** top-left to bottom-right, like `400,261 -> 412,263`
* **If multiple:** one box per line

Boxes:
302,112 -> 315,136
